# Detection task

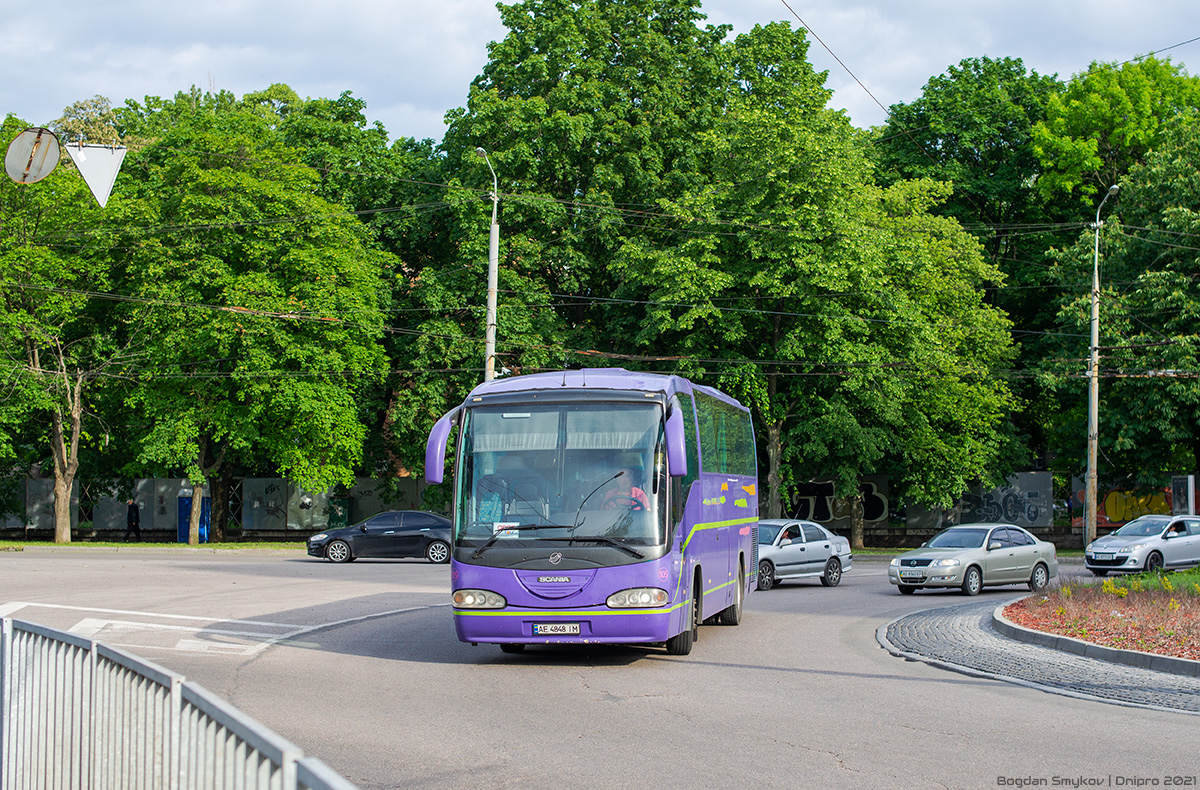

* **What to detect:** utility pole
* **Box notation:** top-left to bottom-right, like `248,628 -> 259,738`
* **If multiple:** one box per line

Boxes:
476,148 -> 499,382
1085,184 -> 1119,547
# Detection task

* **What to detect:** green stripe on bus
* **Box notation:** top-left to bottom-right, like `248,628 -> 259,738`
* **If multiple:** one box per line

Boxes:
681,516 -> 758,551
702,579 -> 735,597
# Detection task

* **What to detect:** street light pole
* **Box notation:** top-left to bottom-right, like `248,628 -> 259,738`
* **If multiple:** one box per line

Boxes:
476,148 -> 500,382
1085,184 -> 1119,547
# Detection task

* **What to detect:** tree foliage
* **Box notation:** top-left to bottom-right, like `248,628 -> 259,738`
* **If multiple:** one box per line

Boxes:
1033,57 -> 1200,205
0,114 -> 129,540
114,92 -> 390,520
1047,111 -> 1200,484
21,0 -> 1200,544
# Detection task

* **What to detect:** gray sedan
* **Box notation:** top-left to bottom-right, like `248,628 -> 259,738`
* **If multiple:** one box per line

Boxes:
1085,514 -> 1200,576
756,519 -> 852,590
887,523 -> 1058,595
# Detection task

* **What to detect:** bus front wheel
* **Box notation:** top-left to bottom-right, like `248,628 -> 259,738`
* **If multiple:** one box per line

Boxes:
666,575 -> 700,656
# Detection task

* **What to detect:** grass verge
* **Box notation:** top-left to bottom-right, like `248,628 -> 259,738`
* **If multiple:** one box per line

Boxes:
1004,568 -> 1200,661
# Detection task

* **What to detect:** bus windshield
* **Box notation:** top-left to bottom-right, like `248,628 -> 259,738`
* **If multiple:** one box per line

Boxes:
455,401 -> 666,555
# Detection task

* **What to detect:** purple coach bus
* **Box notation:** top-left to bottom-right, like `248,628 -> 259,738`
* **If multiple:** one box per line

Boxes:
424,368 -> 758,655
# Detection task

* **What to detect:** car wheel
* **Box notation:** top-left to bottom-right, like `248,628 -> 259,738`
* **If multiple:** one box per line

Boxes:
897,584 -> 916,595
425,540 -> 450,564
757,560 -> 775,591
665,575 -> 699,656
961,566 -> 982,596
325,540 -> 352,563
499,643 -> 525,654
718,564 -> 744,625
820,557 -> 842,588
1028,563 -> 1050,592
1145,552 -> 1164,573
1090,569 -> 1109,577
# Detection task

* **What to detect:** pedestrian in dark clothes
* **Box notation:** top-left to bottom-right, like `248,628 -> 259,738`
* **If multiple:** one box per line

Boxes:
124,498 -> 141,542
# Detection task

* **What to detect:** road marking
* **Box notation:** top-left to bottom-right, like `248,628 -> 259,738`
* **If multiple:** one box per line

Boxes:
68,617 -> 287,641
3,600 -> 449,656
0,602 -> 29,618
1,601 -> 295,627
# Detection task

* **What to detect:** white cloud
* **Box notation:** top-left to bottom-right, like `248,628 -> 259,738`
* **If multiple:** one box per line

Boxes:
1,0 -> 1198,140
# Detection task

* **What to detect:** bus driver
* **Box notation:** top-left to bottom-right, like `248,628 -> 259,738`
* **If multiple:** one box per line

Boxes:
602,465 -> 650,510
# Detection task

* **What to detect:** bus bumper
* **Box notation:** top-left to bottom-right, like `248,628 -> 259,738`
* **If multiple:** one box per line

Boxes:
452,606 -> 681,645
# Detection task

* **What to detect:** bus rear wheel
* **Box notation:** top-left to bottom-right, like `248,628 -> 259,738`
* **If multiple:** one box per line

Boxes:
718,564 -> 744,626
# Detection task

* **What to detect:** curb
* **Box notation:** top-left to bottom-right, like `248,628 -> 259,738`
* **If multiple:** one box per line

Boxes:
991,601 -> 1200,678
877,599 -> 1200,716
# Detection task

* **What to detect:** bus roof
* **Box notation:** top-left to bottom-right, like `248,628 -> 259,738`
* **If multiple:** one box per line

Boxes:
462,368 -> 746,411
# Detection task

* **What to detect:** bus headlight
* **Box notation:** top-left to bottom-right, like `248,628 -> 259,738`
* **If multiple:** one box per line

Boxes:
452,589 -> 506,609
606,588 -> 669,608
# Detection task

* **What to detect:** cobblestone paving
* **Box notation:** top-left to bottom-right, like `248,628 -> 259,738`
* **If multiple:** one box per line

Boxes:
881,598 -> 1200,714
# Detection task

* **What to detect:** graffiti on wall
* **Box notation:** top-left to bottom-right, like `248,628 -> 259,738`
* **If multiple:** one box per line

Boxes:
788,478 -> 889,529
1104,489 -> 1169,524
960,473 -> 1052,528
962,487 -> 1043,526
1068,487 -> 1171,528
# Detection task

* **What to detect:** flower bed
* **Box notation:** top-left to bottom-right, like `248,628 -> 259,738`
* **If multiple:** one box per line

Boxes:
1003,570 -> 1200,661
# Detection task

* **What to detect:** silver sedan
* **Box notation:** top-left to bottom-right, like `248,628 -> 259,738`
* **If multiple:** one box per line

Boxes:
756,519 -> 852,590
887,523 -> 1058,595
1085,514 -> 1200,576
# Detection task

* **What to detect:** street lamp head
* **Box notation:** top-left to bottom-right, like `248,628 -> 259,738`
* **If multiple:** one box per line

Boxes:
1107,184 -> 1119,197
475,147 -> 487,157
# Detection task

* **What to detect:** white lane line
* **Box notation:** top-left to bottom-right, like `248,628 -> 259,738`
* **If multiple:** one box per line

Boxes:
0,602 -> 30,618
2,601 -> 297,627
68,617 -> 288,640
6,599 -> 451,656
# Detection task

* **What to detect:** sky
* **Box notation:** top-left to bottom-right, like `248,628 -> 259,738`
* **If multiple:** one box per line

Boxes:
3,0 -> 1199,145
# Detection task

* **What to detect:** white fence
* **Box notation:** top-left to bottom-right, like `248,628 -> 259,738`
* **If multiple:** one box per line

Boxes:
0,618 -> 357,789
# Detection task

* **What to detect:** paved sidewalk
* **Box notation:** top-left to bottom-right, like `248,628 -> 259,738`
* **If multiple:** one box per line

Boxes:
878,598 -> 1200,715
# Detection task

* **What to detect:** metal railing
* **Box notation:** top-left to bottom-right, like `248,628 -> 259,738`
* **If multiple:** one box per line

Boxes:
0,618 -> 357,790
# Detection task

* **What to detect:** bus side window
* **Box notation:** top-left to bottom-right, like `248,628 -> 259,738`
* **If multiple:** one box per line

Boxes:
670,393 -> 699,526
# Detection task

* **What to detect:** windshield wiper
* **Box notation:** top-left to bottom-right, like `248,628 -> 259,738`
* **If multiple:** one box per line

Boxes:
471,524 -> 549,559
567,534 -> 645,558
571,470 -> 624,532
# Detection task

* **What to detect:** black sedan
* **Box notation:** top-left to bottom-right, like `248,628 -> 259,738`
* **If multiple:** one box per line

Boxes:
307,510 -> 452,563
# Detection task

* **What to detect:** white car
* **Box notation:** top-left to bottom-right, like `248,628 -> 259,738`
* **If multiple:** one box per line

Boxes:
1085,514 -> 1200,576
756,519 -> 852,590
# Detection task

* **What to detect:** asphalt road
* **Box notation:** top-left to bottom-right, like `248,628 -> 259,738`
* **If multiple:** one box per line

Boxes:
2,547 -> 1197,790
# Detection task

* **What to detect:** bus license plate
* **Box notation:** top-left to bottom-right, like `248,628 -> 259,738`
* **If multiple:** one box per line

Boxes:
533,623 -> 580,635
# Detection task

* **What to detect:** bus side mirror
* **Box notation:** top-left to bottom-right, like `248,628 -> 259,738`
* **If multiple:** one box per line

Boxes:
665,407 -> 687,478
424,407 -> 461,485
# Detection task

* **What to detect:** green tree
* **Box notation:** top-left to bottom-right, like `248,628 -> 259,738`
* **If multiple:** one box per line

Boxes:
266,86 -> 461,484
1033,57 -> 1200,206
0,114 -> 130,541
614,24 -> 1015,541
875,57 -> 1064,473
113,90 -> 390,542
400,0 -> 734,480
52,95 -> 122,145
1046,111 -> 1200,484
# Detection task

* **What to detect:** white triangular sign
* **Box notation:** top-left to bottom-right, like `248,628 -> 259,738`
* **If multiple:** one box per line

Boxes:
65,144 -> 127,208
